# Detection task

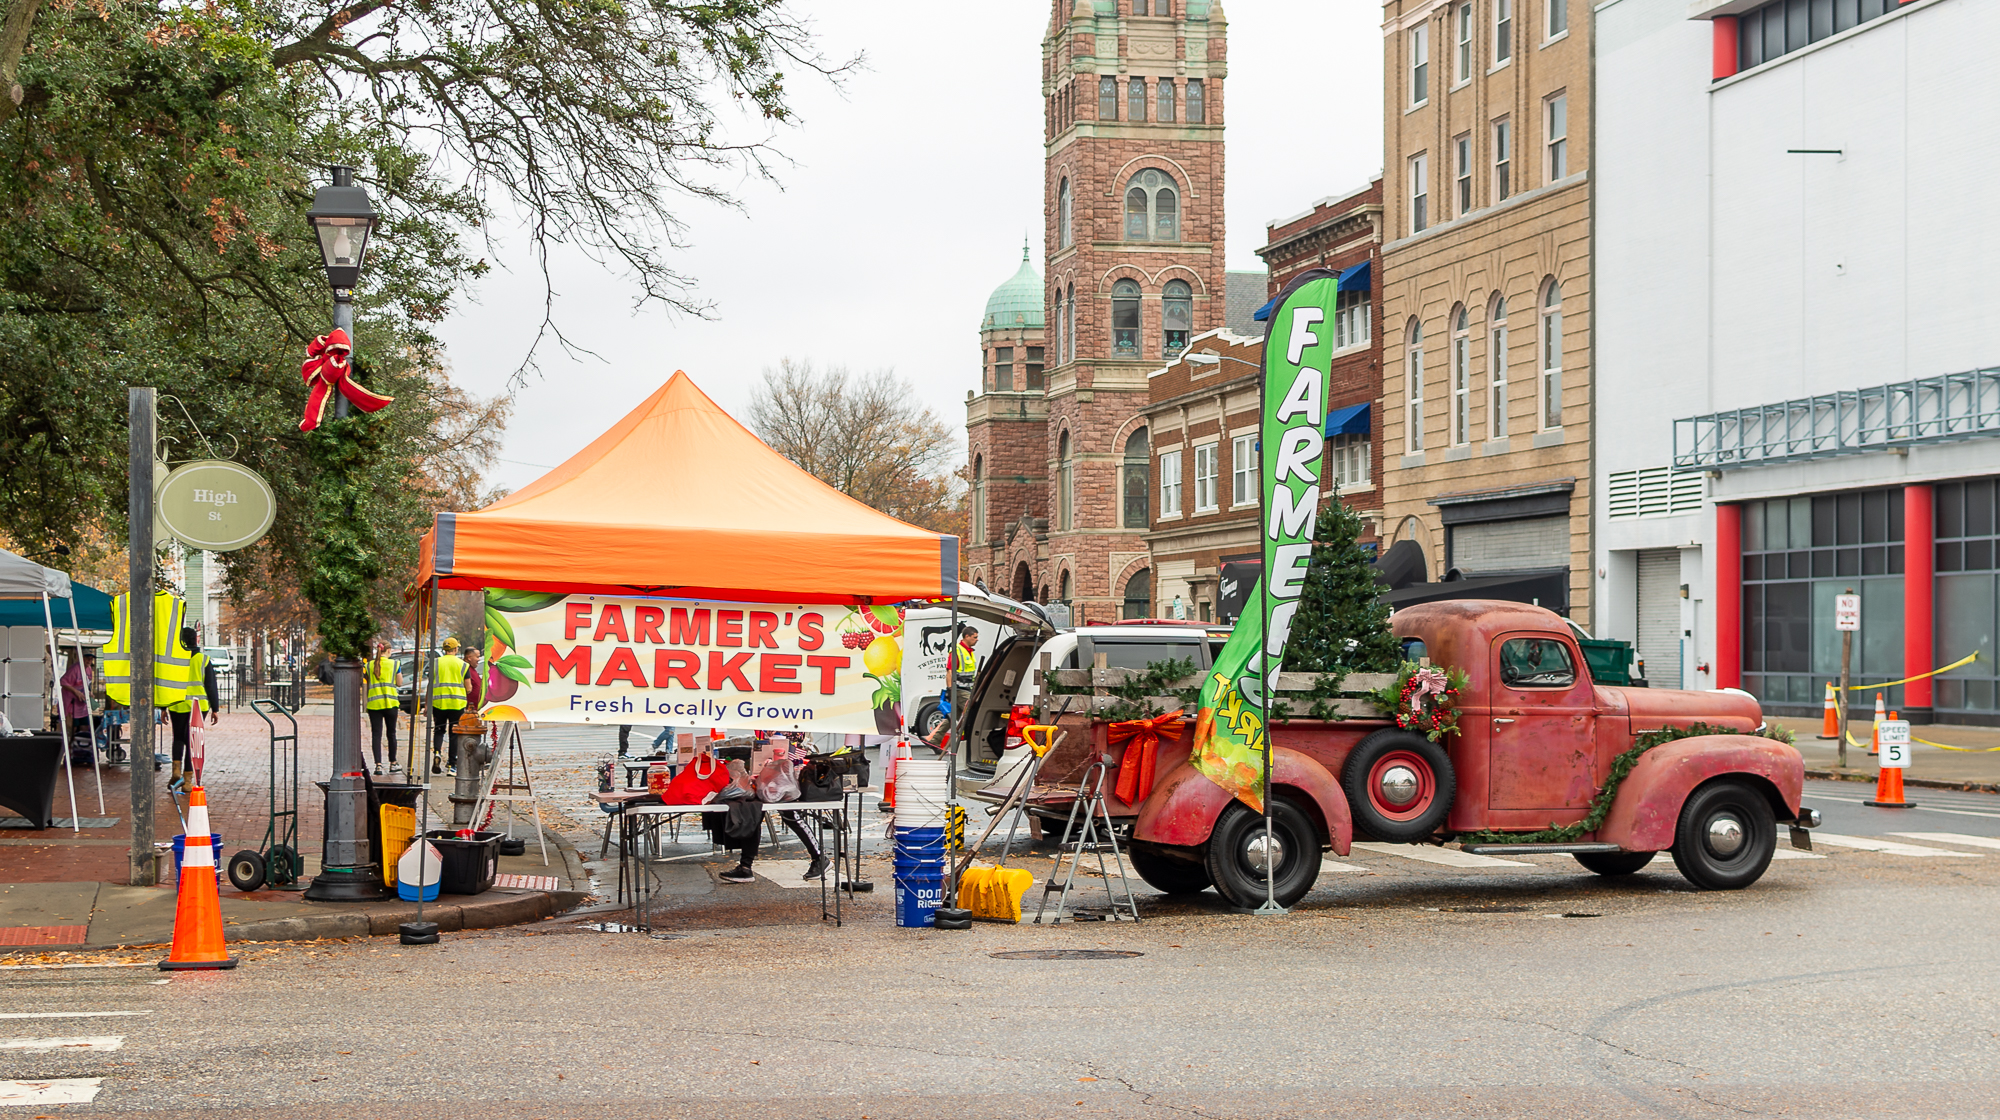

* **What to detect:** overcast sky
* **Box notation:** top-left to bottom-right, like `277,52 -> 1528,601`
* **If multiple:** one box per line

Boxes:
435,4 -> 1385,496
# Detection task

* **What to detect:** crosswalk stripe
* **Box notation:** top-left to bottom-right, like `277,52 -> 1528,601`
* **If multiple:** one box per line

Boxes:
1352,842 -> 1532,868
1802,791 -> 2000,820
0,1079 -> 102,1105
0,1037 -> 122,1053
1808,833 -> 1982,857
1769,848 -> 1826,860
1887,832 -> 2000,852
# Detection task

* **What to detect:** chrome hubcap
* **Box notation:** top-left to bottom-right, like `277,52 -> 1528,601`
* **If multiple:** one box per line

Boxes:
1246,831 -> 1286,877
1707,814 -> 1745,857
1379,765 -> 1421,807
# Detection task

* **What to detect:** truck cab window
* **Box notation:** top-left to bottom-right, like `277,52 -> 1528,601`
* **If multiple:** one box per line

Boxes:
1499,638 -> 1576,687
1400,638 -> 1429,663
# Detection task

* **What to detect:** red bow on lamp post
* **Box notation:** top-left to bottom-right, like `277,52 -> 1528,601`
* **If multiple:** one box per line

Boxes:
298,328 -> 393,432
1111,710 -> 1186,805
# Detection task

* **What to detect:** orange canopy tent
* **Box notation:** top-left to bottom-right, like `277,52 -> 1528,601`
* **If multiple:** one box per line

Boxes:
417,371 -> 957,603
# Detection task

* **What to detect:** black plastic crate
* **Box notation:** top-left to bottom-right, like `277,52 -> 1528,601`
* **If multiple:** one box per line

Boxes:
422,830 -> 501,895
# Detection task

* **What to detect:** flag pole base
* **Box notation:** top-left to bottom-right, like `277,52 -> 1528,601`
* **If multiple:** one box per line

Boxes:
1252,901 -> 1289,916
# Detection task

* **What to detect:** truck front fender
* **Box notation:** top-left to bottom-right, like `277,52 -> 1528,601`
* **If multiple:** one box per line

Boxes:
1596,735 -> 1805,853
1133,747 -> 1351,856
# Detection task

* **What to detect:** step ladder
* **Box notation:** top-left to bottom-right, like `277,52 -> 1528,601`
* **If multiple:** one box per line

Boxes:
1034,753 -> 1139,925
471,723 -> 548,865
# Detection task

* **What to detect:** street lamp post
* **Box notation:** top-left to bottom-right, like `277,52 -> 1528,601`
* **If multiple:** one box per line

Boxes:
301,166 -> 386,902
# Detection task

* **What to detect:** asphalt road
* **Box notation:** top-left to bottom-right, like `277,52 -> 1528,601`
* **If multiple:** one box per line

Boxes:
4,784 -> 1999,1120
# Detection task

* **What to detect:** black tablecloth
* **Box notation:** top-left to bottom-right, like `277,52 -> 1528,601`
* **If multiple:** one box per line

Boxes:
0,736 -> 63,829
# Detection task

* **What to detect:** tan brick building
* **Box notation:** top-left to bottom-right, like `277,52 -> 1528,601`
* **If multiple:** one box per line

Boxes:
1379,0 -> 1593,626
964,0 -> 1230,623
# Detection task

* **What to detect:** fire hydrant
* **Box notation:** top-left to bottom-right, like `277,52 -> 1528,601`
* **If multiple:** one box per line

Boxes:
448,717 -> 494,828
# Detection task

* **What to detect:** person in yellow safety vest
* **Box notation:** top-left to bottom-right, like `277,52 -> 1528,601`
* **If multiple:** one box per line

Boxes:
164,627 -> 219,792
103,591 -> 192,711
429,637 -> 468,775
363,640 -> 403,776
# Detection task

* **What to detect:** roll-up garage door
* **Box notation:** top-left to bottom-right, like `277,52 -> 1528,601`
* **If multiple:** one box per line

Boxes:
1635,549 -> 1683,689
1447,516 -> 1569,576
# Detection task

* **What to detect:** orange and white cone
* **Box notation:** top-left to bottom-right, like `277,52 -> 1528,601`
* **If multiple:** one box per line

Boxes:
1818,682 -> 1840,739
1868,692 -> 1886,756
160,788 -> 238,971
1864,712 -> 1914,809
880,739 -> 909,812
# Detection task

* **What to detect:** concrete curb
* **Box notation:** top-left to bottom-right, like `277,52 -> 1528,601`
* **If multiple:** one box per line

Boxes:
1806,768 -> 2000,794
227,889 -> 589,942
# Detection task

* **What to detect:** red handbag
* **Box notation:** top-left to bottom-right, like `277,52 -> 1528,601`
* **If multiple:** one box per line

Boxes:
660,753 -> 731,805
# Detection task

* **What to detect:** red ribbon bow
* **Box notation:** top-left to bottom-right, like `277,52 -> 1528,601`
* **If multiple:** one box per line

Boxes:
298,328 -> 394,432
1111,710 -> 1186,806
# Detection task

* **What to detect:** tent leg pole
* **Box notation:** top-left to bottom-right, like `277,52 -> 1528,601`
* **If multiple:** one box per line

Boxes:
42,593 -> 78,832
68,597 -> 105,817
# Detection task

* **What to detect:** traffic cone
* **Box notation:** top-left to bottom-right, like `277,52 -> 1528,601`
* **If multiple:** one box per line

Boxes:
880,739 -> 907,813
1864,713 -> 1914,809
1868,692 -> 1885,756
160,787 -> 238,971
1818,681 -> 1840,740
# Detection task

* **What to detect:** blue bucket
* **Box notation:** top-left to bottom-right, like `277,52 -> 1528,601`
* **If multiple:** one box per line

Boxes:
171,834 -> 224,884
893,868 -> 947,927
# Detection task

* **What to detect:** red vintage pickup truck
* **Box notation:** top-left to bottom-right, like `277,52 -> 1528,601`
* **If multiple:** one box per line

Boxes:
993,600 -> 1816,909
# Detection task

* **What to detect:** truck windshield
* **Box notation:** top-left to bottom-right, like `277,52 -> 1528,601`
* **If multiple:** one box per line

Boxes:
1498,637 -> 1577,688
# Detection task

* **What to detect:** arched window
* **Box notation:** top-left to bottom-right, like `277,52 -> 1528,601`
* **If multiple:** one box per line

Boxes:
1058,178 -> 1073,249
970,457 -> 984,544
1123,427 -> 1150,528
1014,563 -> 1033,602
1058,430 -> 1075,530
1162,280 -> 1192,356
1052,288 -> 1064,367
1405,319 -> 1425,453
1059,568 -> 1073,606
1112,279 -> 1141,355
1540,280 -> 1563,430
1450,305 -> 1471,446
1488,295 -> 1509,439
1065,282 -> 1076,363
1123,169 -> 1179,242
1122,568 -> 1152,619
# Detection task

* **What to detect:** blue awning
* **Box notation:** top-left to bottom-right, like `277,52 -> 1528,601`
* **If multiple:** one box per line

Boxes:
1325,402 -> 1370,437
1254,261 -> 1372,322
0,582 -> 114,630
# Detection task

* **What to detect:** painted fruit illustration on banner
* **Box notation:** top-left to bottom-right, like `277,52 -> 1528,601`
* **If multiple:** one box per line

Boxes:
482,589 -> 564,704
836,604 -> 905,732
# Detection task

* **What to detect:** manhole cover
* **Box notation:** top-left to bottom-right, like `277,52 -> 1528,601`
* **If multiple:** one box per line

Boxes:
989,949 -> 1144,960
1561,912 -> 1601,919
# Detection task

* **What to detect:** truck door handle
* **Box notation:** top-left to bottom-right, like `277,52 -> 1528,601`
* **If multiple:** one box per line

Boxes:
1493,718 -> 1515,725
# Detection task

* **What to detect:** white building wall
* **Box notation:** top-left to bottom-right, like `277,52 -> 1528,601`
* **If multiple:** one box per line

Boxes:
1594,0 -> 1999,692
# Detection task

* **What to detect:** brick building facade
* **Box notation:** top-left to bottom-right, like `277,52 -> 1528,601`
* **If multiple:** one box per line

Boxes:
1378,0 -> 1594,627
964,0 -> 1230,622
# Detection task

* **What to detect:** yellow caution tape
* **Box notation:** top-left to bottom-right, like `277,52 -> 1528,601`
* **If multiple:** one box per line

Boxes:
1839,652 -> 1981,691
1915,737 -> 2000,753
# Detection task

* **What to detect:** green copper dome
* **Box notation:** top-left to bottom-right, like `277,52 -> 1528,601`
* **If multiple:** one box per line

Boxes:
982,242 -> 1044,331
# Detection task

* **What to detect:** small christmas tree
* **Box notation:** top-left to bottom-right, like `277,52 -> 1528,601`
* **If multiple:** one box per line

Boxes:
1281,494 -> 1401,674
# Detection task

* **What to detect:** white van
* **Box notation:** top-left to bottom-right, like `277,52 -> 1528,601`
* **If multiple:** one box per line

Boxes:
900,608 -> 1006,740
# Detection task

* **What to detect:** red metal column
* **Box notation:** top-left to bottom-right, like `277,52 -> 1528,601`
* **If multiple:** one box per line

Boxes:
1903,484 -> 1934,720
1715,503 -> 1742,690
1712,16 -> 1740,81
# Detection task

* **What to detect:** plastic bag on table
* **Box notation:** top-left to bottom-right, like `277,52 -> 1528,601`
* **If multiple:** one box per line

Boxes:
754,757 -> 801,803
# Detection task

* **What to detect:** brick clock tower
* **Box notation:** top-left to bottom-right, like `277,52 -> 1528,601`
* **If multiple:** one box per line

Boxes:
965,0 -> 1228,623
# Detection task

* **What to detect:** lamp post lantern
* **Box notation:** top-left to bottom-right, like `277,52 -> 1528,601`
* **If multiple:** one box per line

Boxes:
301,165 -> 389,902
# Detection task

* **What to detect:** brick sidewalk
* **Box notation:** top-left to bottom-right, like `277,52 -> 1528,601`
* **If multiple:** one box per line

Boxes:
0,709 -> 342,884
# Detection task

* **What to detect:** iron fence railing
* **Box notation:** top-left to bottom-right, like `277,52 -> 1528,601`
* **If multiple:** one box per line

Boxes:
1674,367 -> 2000,471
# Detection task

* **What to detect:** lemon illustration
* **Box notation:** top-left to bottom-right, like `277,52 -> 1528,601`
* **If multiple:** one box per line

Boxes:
863,634 -> 901,675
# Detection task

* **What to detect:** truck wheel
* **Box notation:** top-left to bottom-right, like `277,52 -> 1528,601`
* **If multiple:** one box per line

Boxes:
1128,844 -> 1212,896
913,702 -> 948,741
1670,780 -> 1775,890
1342,729 -> 1455,843
1203,798 -> 1321,910
1574,850 -> 1655,876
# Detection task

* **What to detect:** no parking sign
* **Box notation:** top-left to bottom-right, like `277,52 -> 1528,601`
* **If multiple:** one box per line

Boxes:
1878,719 -> 1911,769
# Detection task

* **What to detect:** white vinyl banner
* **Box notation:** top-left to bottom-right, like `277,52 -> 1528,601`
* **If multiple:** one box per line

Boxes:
480,590 -> 906,733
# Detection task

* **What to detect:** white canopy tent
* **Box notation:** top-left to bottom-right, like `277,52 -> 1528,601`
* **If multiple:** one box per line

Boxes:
0,547 -> 104,828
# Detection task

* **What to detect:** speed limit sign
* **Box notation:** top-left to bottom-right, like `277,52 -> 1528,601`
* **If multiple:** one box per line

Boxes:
1878,719 -> 1911,769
